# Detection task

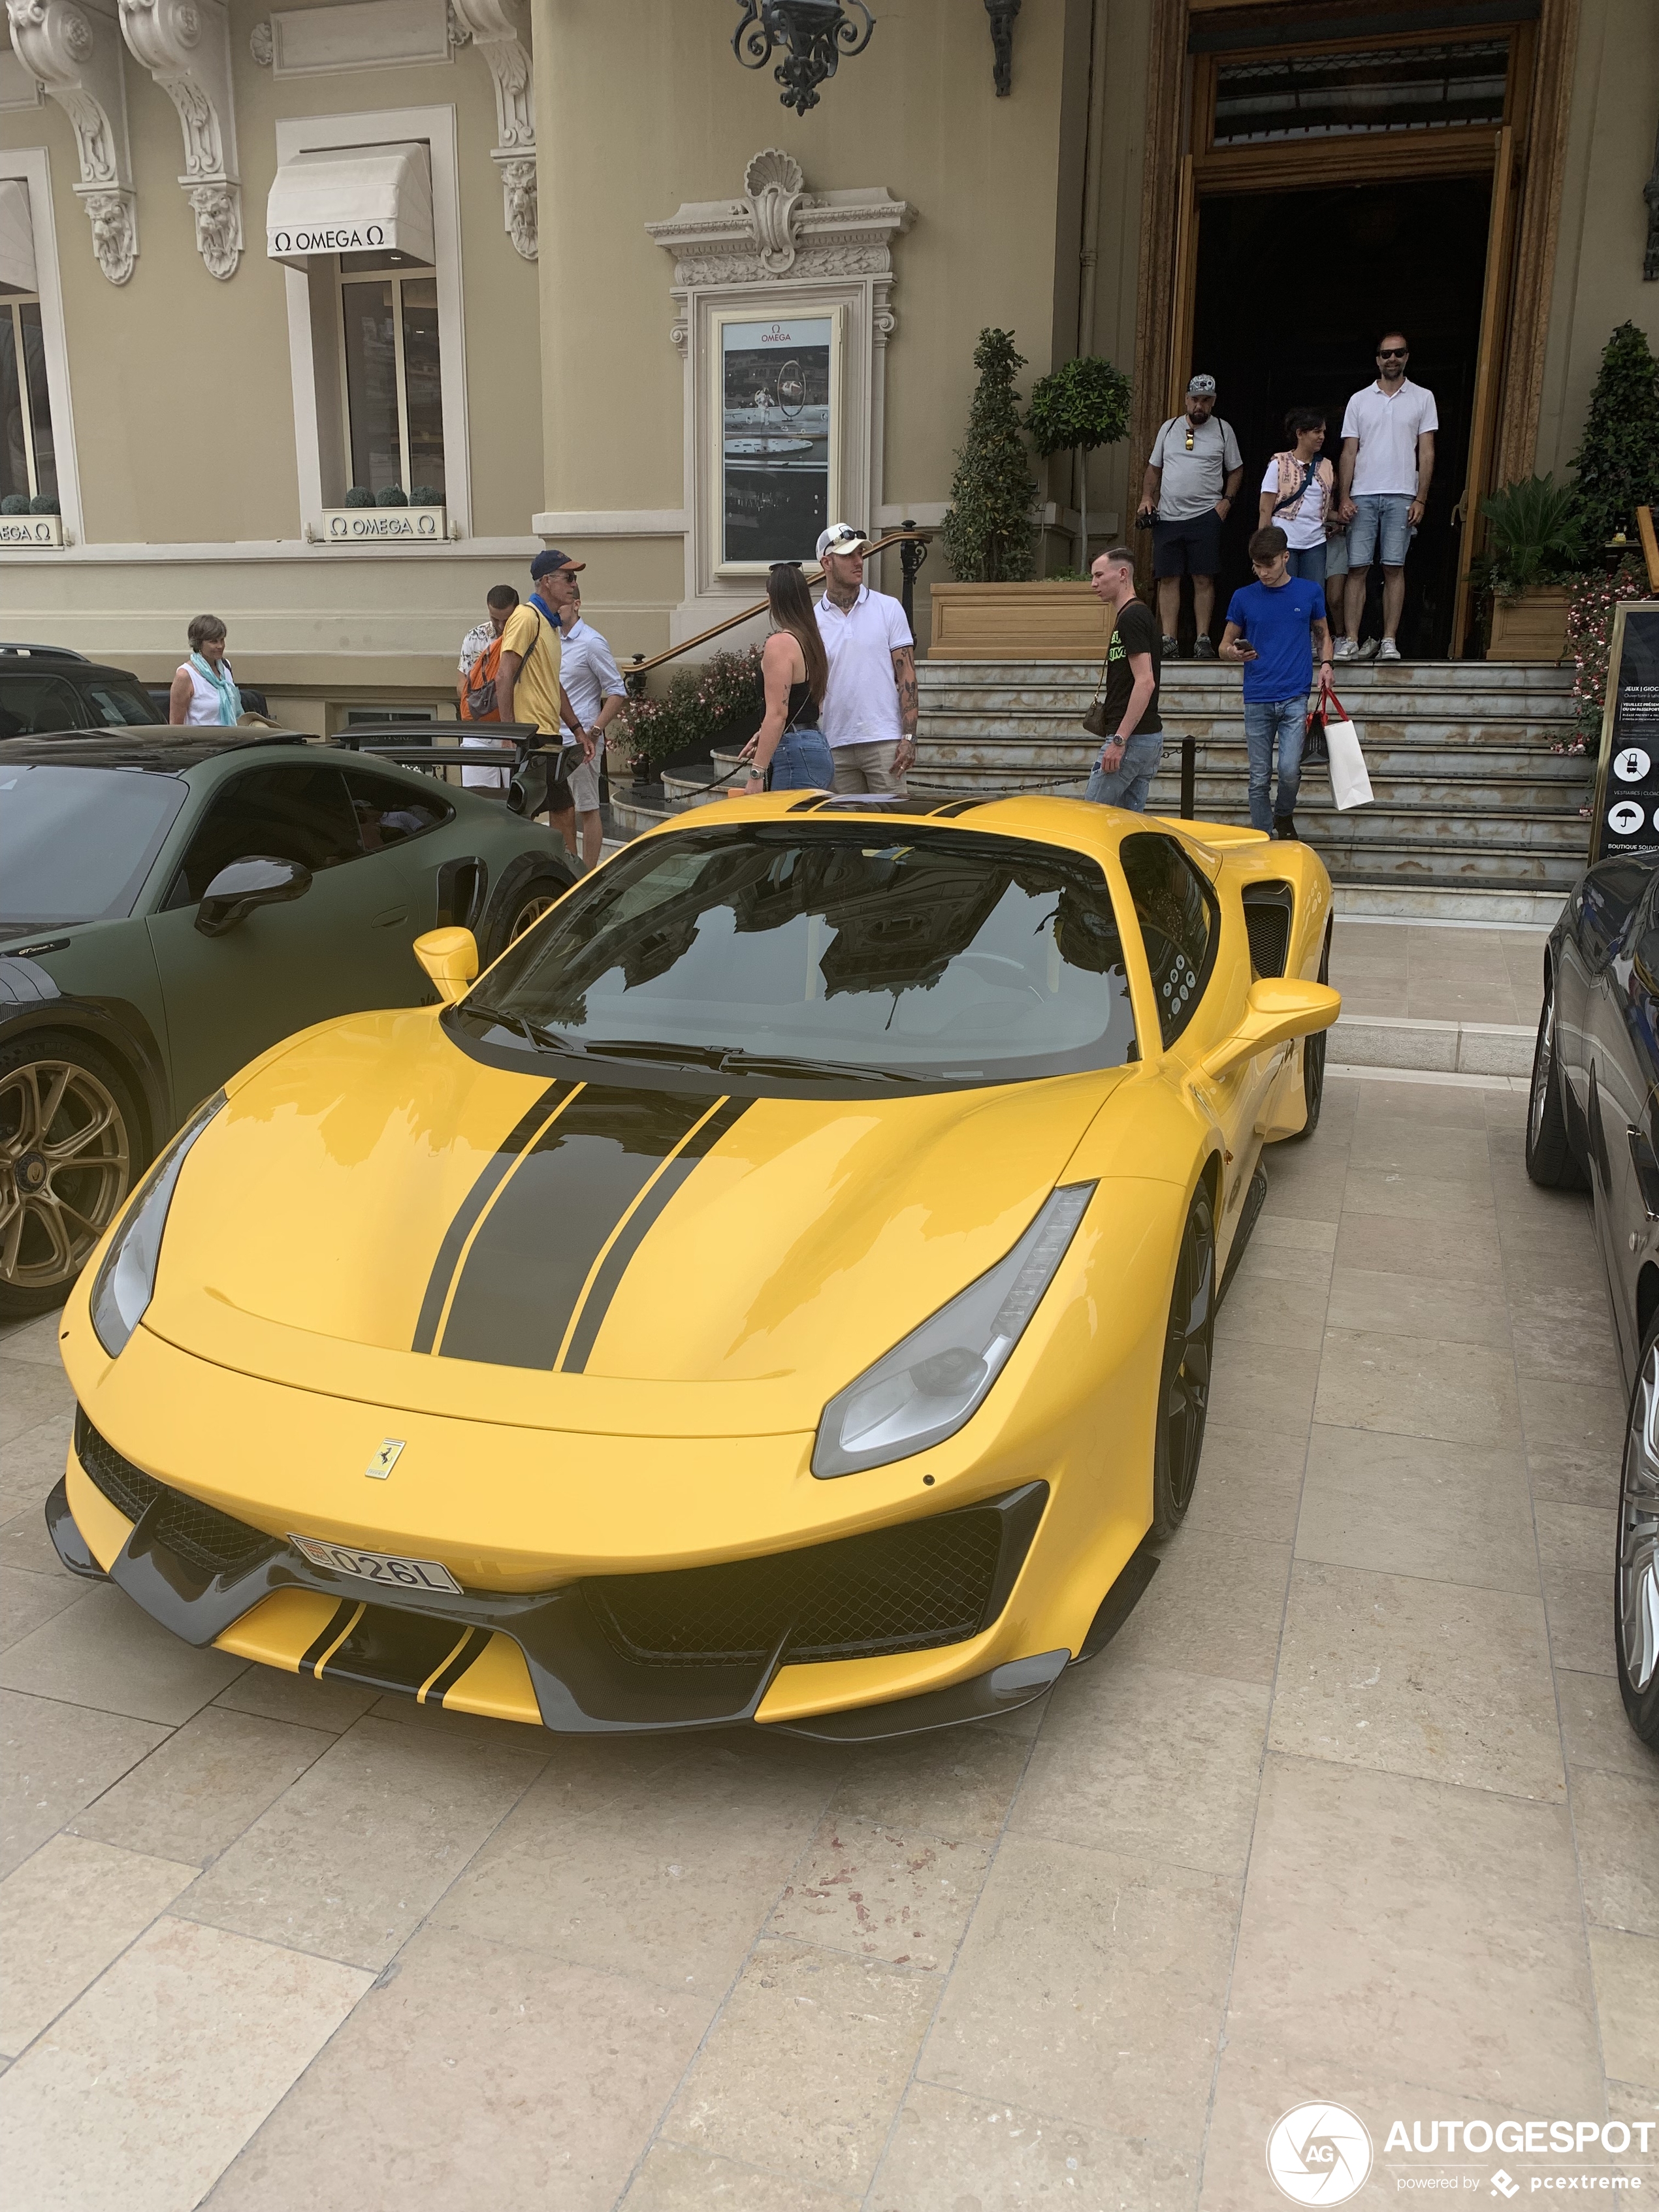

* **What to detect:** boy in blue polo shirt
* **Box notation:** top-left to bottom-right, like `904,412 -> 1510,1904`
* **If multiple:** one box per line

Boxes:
1221,525 -> 1334,839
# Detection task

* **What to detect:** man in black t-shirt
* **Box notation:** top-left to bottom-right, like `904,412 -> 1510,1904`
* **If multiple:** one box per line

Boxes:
1084,547 -> 1164,811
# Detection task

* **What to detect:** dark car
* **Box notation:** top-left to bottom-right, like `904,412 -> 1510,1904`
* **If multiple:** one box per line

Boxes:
1527,852 -> 1659,1746
0,643 -> 165,737
0,730 -> 576,1319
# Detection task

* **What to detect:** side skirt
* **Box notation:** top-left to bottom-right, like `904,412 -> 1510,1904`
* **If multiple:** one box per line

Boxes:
1217,1161 -> 1269,1307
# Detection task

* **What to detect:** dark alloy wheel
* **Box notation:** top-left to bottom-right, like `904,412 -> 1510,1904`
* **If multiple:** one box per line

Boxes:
1151,1180 -> 1217,1540
1526,963 -> 1588,1189
1617,1326 -> 1659,1747
485,870 -> 572,963
0,1033 -> 141,1321
1285,918 -> 1332,1144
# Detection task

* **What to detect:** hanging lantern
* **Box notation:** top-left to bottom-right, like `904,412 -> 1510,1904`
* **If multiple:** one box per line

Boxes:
732,0 -> 877,118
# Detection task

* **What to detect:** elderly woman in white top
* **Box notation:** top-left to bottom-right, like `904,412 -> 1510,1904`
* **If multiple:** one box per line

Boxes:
169,614 -> 243,726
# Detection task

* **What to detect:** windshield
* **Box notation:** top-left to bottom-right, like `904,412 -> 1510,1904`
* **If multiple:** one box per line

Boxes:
461,822 -> 1138,1085
0,764 -> 186,926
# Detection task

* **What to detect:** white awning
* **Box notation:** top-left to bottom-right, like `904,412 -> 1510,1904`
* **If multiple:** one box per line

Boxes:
266,142 -> 434,269
0,178 -> 37,296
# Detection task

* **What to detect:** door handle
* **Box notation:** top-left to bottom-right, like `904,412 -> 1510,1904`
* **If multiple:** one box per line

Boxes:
371,906 -> 409,929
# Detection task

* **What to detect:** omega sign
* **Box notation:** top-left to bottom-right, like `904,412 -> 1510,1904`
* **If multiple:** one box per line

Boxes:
270,223 -> 389,254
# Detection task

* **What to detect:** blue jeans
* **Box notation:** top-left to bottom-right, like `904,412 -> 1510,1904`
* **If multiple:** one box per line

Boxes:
1244,697 -> 1306,830
766,727 -> 833,790
1286,543 -> 1326,584
1084,731 -> 1163,812
1348,493 -> 1414,568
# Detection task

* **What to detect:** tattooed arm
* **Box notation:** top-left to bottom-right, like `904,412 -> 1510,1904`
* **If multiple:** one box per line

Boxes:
892,644 -> 918,768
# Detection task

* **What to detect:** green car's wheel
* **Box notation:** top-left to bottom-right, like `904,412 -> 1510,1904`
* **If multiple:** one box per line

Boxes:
1617,1323 -> 1659,1748
0,1032 -> 140,1320
485,871 -> 571,963
1152,1179 -> 1216,1541
1526,961 -> 1588,1189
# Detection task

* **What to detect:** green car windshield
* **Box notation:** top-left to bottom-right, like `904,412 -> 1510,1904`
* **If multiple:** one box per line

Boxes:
0,764 -> 187,927
464,821 -> 1138,1083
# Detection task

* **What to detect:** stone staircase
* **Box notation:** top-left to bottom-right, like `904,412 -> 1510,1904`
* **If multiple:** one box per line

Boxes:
912,659 -> 1587,916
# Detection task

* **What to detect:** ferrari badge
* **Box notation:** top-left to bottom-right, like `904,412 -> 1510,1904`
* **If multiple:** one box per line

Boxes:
365,1439 -> 406,1481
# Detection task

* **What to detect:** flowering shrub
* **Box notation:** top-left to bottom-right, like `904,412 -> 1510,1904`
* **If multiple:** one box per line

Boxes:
621,645 -> 765,767
1565,555 -> 1651,747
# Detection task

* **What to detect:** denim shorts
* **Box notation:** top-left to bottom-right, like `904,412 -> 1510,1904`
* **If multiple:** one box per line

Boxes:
767,726 -> 833,791
1285,543 -> 1326,585
1348,494 -> 1415,569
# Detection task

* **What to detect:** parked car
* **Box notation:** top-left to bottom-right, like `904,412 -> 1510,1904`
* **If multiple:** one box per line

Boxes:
0,643 -> 164,736
1526,851 -> 1659,1746
0,729 -> 577,1319
47,795 -> 1338,1742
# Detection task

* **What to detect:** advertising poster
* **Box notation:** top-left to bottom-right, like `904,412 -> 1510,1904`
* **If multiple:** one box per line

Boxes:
1590,603 -> 1659,862
720,316 -> 832,565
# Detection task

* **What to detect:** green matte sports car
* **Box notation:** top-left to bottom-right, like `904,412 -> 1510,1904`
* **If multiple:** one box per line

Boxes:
0,729 -> 576,1319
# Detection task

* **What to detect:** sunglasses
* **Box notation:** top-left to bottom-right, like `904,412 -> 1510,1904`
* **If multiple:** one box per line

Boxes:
1377,348 -> 1408,360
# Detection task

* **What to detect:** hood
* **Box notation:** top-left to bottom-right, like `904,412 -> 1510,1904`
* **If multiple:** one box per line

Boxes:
140,1009 -> 1125,1427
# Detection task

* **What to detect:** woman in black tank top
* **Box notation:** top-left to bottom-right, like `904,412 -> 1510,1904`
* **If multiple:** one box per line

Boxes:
742,564 -> 835,795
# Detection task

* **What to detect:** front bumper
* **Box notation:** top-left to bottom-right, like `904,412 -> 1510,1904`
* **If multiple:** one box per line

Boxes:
51,1417 -> 1067,1740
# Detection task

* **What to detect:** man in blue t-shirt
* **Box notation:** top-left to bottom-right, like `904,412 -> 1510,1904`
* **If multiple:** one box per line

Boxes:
1221,526 -> 1333,839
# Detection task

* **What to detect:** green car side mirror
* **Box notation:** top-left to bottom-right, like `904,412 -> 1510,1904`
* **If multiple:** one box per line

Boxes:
1202,977 -> 1342,1083
195,856 -> 313,938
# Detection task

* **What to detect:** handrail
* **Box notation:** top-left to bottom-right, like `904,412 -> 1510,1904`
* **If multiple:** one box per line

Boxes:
622,526 -> 933,690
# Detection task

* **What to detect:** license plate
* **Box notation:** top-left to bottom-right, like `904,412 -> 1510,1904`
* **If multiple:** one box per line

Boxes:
289,1535 -> 462,1595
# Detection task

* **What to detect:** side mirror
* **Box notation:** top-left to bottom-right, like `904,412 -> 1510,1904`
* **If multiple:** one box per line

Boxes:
195,856 -> 312,938
1202,976 -> 1341,1082
415,925 -> 478,1005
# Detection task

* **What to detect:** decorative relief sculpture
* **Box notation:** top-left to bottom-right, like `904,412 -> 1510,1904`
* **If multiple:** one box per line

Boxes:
743,148 -> 804,275
449,0 -> 537,263
647,150 -> 910,295
6,0 -> 139,283
118,0 -> 240,278
248,14 -> 270,63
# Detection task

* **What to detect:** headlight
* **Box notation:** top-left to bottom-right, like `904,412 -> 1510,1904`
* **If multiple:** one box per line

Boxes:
89,1091 -> 227,1358
813,1182 -> 1096,1479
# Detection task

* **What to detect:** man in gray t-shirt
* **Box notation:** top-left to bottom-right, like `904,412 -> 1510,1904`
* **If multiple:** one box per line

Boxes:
1136,374 -> 1243,661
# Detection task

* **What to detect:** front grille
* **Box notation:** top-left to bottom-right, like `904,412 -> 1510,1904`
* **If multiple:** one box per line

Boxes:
583,1507 -> 1007,1669
74,1409 -> 280,1581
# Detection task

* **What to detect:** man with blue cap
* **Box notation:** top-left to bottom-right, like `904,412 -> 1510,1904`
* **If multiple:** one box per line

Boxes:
496,549 -> 592,861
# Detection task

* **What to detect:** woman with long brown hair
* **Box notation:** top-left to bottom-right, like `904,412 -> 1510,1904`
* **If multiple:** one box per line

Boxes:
740,561 -> 833,793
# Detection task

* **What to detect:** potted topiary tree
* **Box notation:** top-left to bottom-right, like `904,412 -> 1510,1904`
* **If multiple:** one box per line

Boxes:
932,329 -> 1116,658
1478,475 -> 1582,661
1569,321 -> 1659,554
1025,354 -> 1131,575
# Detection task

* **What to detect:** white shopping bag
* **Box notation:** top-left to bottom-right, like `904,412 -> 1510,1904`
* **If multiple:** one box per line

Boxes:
1319,680 -> 1373,811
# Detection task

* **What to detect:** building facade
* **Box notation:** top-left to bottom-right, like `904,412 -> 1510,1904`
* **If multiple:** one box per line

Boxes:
2,0 -> 1655,722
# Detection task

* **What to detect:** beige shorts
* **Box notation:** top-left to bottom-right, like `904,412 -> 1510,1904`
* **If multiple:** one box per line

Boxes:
830,740 -> 907,797
562,737 -> 604,814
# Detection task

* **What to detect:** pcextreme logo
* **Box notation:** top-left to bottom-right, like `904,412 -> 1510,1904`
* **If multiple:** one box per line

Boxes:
1266,2108 -> 1655,2204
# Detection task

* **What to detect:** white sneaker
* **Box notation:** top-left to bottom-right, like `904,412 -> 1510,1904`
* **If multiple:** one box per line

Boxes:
1332,637 -> 1359,662
1355,637 -> 1381,662
1377,637 -> 1402,661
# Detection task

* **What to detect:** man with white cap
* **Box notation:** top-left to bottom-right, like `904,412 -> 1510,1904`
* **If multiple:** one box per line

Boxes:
813,523 -> 917,796
1136,374 -> 1243,660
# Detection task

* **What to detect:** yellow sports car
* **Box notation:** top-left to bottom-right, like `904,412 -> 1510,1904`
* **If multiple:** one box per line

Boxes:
48,794 -> 1338,1740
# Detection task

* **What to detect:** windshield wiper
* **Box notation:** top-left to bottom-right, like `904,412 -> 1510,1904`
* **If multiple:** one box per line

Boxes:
463,1001 -> 562,1053
713,1048 -> 923,1085
472,1026 -> 925,1085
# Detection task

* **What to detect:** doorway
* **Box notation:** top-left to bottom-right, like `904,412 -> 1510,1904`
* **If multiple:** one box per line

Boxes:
1187,174 -> 1490,658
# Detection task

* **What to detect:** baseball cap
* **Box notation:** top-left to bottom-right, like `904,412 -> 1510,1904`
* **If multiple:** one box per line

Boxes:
1187,374 -> 1217,396
530,549 -> 586,579
816,523 -> 868,560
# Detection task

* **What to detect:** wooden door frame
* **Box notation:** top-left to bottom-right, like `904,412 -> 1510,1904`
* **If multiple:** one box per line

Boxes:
1131,0 -> 1581,567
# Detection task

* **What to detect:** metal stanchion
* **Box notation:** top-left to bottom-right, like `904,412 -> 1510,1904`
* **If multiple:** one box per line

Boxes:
1180,735 -> 1196,821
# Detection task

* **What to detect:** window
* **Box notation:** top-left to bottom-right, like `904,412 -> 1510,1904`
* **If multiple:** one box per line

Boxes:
1121,834 -> 1218,1048
0,294 -> 56,510
0,671 -> 82,737
344,766 -> 452,849
344,706 -> 438,728
0,765 -> 187,926
81,679 -> 165,728
1213,40 -> 1509,146
338,254 -> 445,501
165,763 -> 364,905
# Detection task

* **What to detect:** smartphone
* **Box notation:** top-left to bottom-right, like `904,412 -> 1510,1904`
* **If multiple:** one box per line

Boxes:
1235,641 -> 1259,660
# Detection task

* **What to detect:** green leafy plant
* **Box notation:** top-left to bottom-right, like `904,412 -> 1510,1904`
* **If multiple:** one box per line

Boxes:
622,646 -> 765,770
0,494 -> 26,516
1566,554 -> 1651,748
1025,355 -> 1131,572
1477,474 -> 1583,596
376,484 -> 408,507
344,487 -> 374,508
28,493 -> 59,516
409,485 -> 442,507
1569,321 -> 1659,551
940,328 -> 1037,583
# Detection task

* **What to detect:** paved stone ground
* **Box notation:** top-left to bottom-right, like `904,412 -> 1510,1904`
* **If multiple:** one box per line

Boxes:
1,928 -> 1656,2211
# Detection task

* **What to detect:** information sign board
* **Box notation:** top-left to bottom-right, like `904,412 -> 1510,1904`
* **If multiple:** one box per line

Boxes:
1589,603 -> 1659,863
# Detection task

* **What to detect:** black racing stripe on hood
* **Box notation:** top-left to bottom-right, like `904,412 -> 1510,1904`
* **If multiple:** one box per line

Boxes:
411,1081 -> 578,1354
560,1096 -> 750,1375
434,1086 -> 736,1372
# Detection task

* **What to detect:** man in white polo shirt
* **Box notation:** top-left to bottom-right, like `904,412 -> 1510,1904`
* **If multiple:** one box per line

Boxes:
549,576 -> 626,870
1334,332 -> 1437,663
813,523 -> 917,795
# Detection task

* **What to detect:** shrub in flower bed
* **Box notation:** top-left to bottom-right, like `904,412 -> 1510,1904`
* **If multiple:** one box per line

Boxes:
1566,555 -> 1651,748
622,645 -> 765,769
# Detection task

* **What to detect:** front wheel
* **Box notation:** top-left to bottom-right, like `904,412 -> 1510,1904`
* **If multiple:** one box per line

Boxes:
0,1032 -> 142,1321
1526,963 -> 1588,1189
483,869 -> 572,964
1151,1181 -> 1217,1541
1617,1326 -> 1659,1747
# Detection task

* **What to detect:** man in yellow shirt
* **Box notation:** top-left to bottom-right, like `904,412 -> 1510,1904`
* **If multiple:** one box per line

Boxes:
496,549 -> 592,860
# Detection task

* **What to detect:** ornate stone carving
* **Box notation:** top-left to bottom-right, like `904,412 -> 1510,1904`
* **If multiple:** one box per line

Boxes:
743,148 -> 803,274
984,0 -> 1020,97
449,0 -> 536,261
248,15 -> 270,63
118,0 -> 240,278
647,155 -> 910,293
6,0 -> 139,283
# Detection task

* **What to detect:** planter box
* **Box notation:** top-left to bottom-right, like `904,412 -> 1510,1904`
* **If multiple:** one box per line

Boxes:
929,581 -> 1113,660
1489,584 -> 1569,664
320,506 -> 447,543
0,513 -> 63,547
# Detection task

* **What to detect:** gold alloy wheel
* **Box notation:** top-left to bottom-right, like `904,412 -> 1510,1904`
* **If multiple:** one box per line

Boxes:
0,1058 -> 132,1293
509,892 -> 562,942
